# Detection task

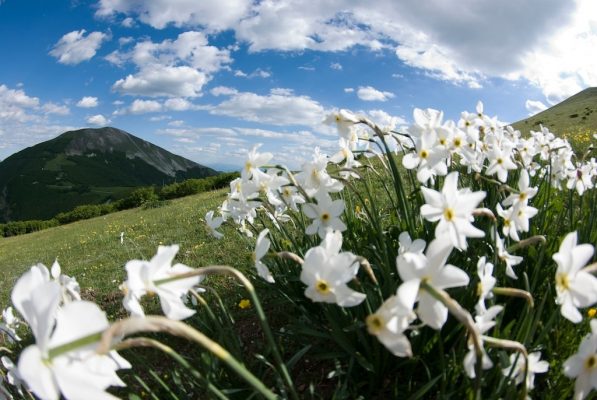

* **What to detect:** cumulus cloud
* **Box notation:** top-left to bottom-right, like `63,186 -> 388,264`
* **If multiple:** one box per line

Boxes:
210,86 -> 238,96
96,0 -> 252,31
357,86 -> 395,102
42,103 -> 70,115
344,88 -> 354,93
164,98 -> 199,111
49,30 -> 108,65
209,90 -> 327,127
330,62 -> 342,70
525,100 -> 548,116
77,96 -> 99,108
0,84 -> 77,159
128,99 -> 163,114
112,66 -> 208,97
87,114 -> 110,125
108,31 -> 230,97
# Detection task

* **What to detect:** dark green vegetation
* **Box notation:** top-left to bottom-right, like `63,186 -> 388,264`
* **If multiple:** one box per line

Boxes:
0,172 -> 237,237
0,127 -> 218,222
512,87 -> 597,150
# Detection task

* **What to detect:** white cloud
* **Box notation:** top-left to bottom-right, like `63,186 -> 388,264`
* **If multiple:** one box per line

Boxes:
42,102 -> 70,115
234,68 -> 271,78
367,109 -> 407,130
168,120 -> 185,127
49,30 -> 108,65
357,86 -> 395,102
0,84 -> 39,123
164,98 -> 198,111
121,17 -> 135,27
344,88 -> 354,93
210,86 -> 238,96
112,65 -> 208,97
525,100 -> 548,116
330,62 -> 342,70
76,96 -> 99,108
210,90 -> 327,127
270,88 -> 293,96
96,0 -> 252,31
94,0 -> 596,101
128,99 -> 163,114
109,31 -> 230,98
86,114 -> 110,125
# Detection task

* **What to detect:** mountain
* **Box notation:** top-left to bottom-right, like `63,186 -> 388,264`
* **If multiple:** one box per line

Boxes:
0,127 -> 218,222
511,87 -> 597,147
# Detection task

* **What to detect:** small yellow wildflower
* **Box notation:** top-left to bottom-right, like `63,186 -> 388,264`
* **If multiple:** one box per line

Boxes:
355,205 -> 362,214
239,299 -> 251,309
588,308 -> 597,318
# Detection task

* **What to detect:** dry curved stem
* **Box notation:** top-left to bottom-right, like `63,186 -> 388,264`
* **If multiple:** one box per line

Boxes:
355,256 -> 378,285
420,281 -> 484,400
152,265 -> 297,400
482,335 -> 529,400
277,251 -> 304,265
97,316 -> 277,400
492,287 -> 534,308
507,235 -> 546,253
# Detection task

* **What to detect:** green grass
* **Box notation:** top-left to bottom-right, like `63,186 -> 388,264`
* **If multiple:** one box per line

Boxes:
0,188 -> 252,310
512,87 -> 597,151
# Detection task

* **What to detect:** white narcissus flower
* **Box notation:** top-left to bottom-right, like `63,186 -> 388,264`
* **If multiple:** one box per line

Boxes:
12,266 -> 130,400
50,260 -> 81,303
476,256 -> 496,312
420,171 -> 486,250
396,231 -> 426,271
300,231 -> 365,307
242,144 -> 273,181
303,191 -> 346,239
396,240 -> 469,329
502,351 -> 549,391
122,245 -> 202,320
366,295 -> 415,357
496,235 -> 523,279
502,169 -> 538,208
254,229 -> 274,283
205,210 -> 224,239
564,319 -> 597,399
553,231 -> 597,323
324,109 -> 359,140
463,305 -> 503,378
1,306 -> 21,342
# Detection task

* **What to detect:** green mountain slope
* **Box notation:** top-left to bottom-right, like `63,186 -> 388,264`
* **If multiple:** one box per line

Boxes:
511,87 -> 597,148
0,127 -> 218,222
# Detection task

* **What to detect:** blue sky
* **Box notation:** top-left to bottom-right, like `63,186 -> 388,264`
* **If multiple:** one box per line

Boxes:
0,0 -> 595,170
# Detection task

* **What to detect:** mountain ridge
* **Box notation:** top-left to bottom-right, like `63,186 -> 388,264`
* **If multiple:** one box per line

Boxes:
0,127 -> 218,222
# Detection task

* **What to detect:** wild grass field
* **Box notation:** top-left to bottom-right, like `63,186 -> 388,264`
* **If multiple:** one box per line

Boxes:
0,188 -> 251,308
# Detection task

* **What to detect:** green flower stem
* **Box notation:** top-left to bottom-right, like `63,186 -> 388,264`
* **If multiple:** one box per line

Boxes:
481,335 -> 528,400
98,315 -> 278,400
113,337 -> 228,400
359,117 -> 416,234
492,287 -> 534,308
154,265 -> 298,400
48,331 -> 103,359
420,281 -> 483,400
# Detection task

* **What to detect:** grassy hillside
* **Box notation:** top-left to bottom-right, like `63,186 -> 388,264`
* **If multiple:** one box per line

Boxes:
0,188 -> 251,310
512,87 -> 597,150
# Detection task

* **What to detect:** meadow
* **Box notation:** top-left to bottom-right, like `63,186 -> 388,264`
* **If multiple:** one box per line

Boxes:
1,103 -> 596,400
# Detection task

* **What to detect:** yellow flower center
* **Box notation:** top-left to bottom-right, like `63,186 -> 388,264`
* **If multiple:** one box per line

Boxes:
454,138 -> 461,147
420,149 -> 429,159
245,161 -> 252,172
316,280 -> 331,294
497,158 -> 503,165
519,192 -> 527,201
366,314 -> 384,334
476,282 -> 483,297
556,273 -> 570,291
585,355 -> 597,370
321,213 -> 330,222
439,138 -> 446,145
589,308 -> 597,318
443,208 -> 455,221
